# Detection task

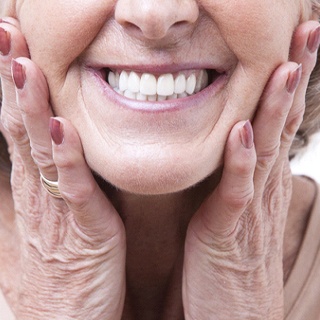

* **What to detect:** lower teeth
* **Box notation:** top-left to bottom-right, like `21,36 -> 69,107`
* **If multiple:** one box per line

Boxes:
114,89 -> 193,101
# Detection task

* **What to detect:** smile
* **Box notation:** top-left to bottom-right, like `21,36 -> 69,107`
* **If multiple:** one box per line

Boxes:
103,69 -> 223,102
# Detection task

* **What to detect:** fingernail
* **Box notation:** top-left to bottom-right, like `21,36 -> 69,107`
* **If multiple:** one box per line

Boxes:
50,118 -> 64,145
307,25 -> 320,53
0,27 -> 11,56
286,64 -> 302,94
240,120 -> 254,149
12,59 -> 26,89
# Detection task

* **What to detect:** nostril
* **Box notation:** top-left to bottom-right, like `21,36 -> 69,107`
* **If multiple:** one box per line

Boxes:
118,17 -> 170,40
114,0 -> 199,41
122,21 -> 141,33
172,21 -> 189,28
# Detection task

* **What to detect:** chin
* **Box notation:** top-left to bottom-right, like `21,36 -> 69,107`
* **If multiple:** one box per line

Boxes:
88,151 -> 220,195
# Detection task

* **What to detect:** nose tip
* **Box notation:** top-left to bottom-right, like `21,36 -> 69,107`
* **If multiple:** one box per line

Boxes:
115,0 -> 199,40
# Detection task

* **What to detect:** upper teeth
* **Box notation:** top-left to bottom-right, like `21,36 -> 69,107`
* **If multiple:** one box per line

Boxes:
107,70 -> 209,101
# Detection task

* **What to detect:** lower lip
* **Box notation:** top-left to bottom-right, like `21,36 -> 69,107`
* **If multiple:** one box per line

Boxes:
88,68 -> 228,113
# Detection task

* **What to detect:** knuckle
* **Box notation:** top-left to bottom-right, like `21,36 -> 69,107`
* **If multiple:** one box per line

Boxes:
233,157 -> 255,175
61,182 -> 96,209
220,185 -> 254,211
2,114 -> 27,143
30,145 -> 54,170
283,109 -> 304,139
53,153 -> 74,170
256,144 -> 279,172
272,103 -> 291,122
282,121 -> 302,147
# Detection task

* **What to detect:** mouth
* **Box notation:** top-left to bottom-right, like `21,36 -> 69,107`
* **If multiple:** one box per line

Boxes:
101,68 -> 224,102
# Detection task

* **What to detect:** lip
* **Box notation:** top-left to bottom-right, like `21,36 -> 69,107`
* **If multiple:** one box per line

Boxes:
86,66 -> 229,113
86,62 -> 228,75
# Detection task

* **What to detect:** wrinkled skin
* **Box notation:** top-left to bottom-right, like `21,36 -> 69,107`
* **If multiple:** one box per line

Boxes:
0,0 -> 320,319
8,0 -> 310,194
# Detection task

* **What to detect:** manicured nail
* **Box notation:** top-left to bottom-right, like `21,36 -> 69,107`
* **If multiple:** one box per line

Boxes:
0,27 -> 11,56
50,118 -> 64,145
286,64 -> 302,94
12,59 -> 26,89
307,25 -> 320,53
240,120 -> 254,149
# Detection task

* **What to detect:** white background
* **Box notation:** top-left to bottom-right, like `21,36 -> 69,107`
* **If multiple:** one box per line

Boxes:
291,132 -> 320,183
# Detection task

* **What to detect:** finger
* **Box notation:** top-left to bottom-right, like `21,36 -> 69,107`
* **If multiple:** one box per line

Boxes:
0,20 -> 30,157
290,21 -> 319,67
252,62 -> 301,193
0,17 -> 21,29
50,117 -> 124,241
191,120 -> 256,239
284,22 -> 320,152
12,57 -> 57,180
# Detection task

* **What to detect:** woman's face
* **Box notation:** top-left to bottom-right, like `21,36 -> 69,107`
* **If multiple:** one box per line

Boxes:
14,0 -> 305,194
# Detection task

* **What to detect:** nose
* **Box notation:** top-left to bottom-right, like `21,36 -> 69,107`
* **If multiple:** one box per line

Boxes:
114,0 -> 199,40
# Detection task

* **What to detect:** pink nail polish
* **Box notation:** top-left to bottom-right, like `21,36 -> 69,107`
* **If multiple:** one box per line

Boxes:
50,118 -> 64,145
307,25 -> 320,53
0,27 -> 11,56
286,64 -> 302,94
240,120 -> 254,149
12,59 -> 26,89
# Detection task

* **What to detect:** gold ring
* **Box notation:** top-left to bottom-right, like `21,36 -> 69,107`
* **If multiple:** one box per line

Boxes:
40,172 -> 62,199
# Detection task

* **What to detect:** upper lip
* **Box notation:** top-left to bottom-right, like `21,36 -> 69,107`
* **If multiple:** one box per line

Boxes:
84,59 -> 232,76
101,64 -> 227,75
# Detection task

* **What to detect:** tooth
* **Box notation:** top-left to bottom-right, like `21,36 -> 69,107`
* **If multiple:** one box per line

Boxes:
194,70 -> 208,93
128,71 -> 140,93
119,71 -> 129,91
195,70 -> 208,93
178,92 -> 188,99
186,74 -> 196,95
167,93 -> 178,100
124,89 -> 136,100
140,73 -> 157,95
115,88 -> 124,95
174,74 -> 186,94
148,94 -> 157,101
108,71 -> 117,88
136,92 -> 147,101
157,74 -> 174,96
111,70 -> 208,101
157,95 -> 167,101
201,71 -> 209,90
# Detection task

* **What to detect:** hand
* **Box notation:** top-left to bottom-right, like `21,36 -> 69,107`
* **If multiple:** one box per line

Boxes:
183,21 -> 320,319
0,18 -> 126,320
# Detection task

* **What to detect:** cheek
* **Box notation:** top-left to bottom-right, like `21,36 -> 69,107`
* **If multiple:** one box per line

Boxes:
204,0 -> 299,69
17,1 -> 113,75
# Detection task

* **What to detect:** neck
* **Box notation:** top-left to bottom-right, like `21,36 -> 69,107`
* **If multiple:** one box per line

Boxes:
97,171 -> 221,320
90,173 -> 318,319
